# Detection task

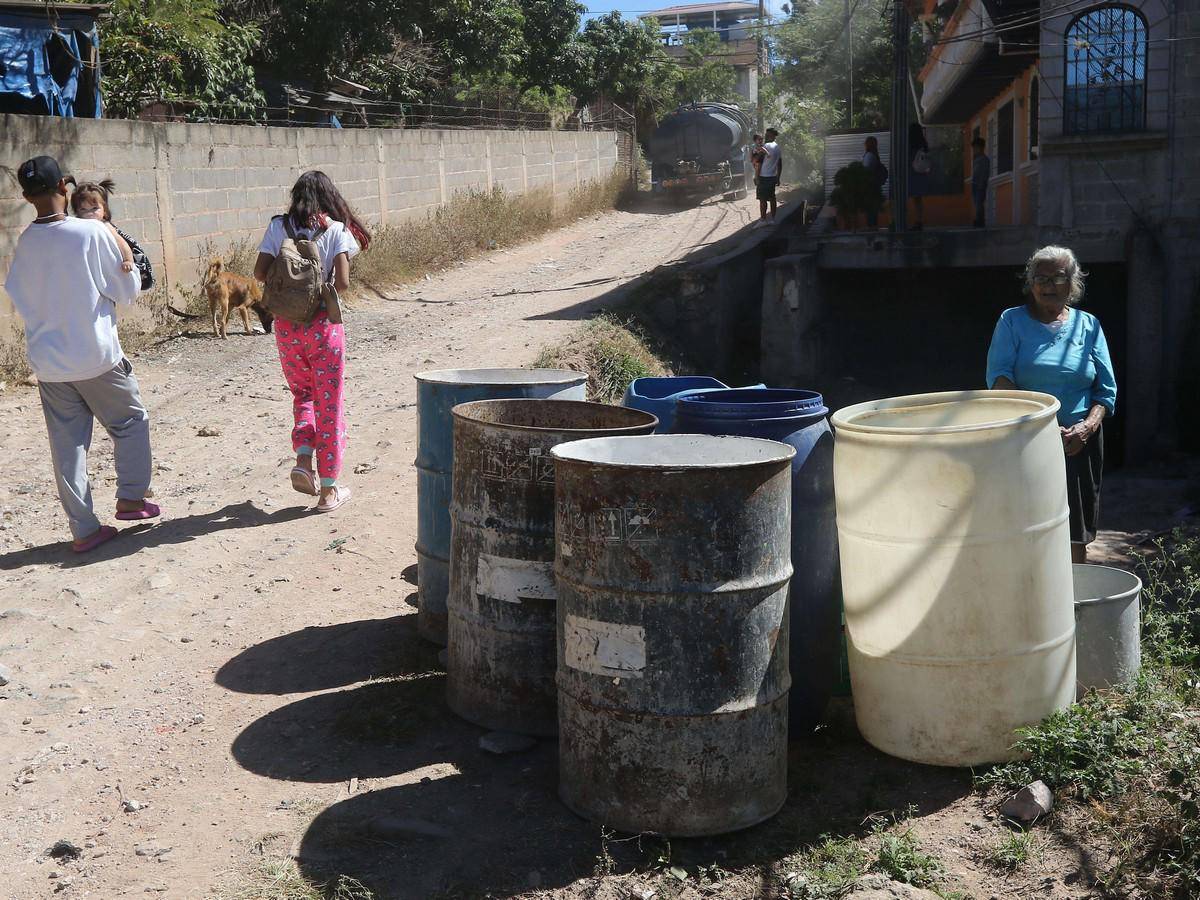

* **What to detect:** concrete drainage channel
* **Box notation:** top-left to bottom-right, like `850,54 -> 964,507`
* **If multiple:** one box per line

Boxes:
628,197 -> 810,386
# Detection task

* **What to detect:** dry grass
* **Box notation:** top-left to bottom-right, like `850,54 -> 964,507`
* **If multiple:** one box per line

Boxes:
213,832 -> 375,900
216,858 -> 374,900
532,314 -> 671,404
352,174 -> 628,290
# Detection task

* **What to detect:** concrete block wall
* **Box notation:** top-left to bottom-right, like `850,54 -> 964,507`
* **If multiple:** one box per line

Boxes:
1036,0 -> 1184,232
1032,0 -> 1200,456
0,115 -> 624,347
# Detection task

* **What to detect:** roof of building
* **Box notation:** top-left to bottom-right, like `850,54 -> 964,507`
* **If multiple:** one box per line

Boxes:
918,0 -> 1038,124
640,2 -> 759,20
0,0 -> 108,14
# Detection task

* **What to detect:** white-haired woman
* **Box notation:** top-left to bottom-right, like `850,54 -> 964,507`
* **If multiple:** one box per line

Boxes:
986,246 -> 1117,563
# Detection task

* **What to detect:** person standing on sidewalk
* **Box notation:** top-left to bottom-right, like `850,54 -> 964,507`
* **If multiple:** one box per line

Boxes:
971,135 -> 990,228
3,156 -> 159,554
757,128 -> 783,224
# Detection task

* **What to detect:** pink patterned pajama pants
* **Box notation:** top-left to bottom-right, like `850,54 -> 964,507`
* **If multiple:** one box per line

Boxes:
275,312 -> 347,482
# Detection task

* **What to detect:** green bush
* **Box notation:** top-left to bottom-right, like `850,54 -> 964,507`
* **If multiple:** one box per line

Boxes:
830,161 -> 884,225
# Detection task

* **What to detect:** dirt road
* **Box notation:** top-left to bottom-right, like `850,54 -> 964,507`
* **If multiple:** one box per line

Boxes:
0,196 -> 760,899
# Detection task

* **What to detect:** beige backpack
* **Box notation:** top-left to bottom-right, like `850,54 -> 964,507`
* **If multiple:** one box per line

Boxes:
262,217 -> 341,325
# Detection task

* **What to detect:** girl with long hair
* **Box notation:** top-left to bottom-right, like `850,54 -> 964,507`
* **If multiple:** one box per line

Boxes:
254,170 -> 371,512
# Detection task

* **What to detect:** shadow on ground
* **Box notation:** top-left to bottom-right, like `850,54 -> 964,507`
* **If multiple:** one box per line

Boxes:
0,501 -> 313,571
220,607 -> 970,900
216,607 -> 432,695
288,705 -> 971,898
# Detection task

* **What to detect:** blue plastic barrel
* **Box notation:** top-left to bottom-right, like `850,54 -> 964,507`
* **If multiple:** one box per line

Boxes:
674,388 -> 840,735
624,377 -> 765,433
414,369 -> 587,645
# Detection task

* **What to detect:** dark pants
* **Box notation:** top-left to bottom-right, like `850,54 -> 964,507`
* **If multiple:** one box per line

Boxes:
973,188 -> 987,227
1066,425 -> 1104,545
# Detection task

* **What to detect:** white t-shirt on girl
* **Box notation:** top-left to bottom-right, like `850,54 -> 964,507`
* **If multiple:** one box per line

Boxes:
258,216 -> 361,282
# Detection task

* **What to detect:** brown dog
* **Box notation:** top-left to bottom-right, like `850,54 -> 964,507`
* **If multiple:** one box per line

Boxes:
203,259 -> 273,339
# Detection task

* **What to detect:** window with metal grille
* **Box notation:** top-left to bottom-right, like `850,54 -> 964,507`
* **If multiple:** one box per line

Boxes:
997,101 -> 1014,173
1028,77 -> 1039,157
1064,6 -> 1147,135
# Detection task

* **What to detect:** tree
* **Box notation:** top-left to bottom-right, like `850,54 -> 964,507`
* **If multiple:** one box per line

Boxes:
673,29 -> 740,106
763,0 -> 917,195
771,0 -> 895,132
99,0 -> 265,120
512,0 -> 588,97
575,13 -> 679,126
219,0 -> 528,101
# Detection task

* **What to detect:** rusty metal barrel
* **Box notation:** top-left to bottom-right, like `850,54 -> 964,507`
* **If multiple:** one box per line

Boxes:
446,399 -> 658,736
552,434 -> 794,836
414,369 -> 586,646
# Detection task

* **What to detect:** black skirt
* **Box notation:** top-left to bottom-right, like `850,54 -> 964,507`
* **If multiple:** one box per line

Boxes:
1065,424 -> 1104,544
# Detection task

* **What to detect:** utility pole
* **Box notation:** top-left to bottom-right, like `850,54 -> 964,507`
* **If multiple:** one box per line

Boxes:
846,0 -> 854,126
757,0 -> 766,132
889,0 -> 910,232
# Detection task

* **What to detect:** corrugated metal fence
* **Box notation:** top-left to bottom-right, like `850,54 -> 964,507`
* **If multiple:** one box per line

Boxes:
823,131 -> 890,202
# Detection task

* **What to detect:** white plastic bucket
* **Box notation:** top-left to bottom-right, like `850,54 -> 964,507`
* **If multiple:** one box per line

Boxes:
832,390 -> 1076,767
1073,564 -> 1142,694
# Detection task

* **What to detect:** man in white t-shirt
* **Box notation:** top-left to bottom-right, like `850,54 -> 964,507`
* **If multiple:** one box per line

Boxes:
3,156 -> 157,553
757,128 -> 783,223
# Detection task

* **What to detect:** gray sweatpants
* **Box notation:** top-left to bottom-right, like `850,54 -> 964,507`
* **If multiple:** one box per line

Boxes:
37,359 -> 152,540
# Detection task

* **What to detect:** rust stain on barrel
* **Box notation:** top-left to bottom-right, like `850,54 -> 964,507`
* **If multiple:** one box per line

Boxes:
445,399 -> 656,737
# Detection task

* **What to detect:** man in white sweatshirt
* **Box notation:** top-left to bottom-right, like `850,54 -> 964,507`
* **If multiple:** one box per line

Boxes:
4,156 -> 159,553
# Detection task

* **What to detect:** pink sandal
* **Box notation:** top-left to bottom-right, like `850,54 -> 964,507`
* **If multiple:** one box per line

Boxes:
115,501 -> 161,521
317,485 -> 351,513
290,467 -> 319,496
73,525 -> 118,554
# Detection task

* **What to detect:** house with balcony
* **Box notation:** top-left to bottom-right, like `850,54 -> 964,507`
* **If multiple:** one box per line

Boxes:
773,0 -> 1199,461
640,2 -> 764,105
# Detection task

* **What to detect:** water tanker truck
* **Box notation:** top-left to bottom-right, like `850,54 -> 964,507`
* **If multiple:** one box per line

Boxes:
646,102 -> 751,201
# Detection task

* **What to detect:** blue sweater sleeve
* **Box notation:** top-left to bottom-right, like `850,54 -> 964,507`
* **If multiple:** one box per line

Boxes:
985,312 -> 1018,388
1089,321 -> 1118,415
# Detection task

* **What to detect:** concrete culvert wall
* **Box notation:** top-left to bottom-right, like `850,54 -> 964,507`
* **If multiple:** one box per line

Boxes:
761,259 -> 1130,467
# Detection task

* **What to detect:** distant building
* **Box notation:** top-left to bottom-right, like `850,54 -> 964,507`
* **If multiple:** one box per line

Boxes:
0,0 -> 105,117
789,0 -> 1200,462
640,2 -> 765,105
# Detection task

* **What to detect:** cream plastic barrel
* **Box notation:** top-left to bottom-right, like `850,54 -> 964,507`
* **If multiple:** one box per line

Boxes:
831,390 -> 1076,767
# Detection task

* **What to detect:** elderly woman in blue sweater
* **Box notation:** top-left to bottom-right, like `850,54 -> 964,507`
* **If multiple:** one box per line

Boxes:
986,246 -> 1117,563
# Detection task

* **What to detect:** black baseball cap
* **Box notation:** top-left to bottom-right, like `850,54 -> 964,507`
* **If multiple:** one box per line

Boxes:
17,156 -> 65,194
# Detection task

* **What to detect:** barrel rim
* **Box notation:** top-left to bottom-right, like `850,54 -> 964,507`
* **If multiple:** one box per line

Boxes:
676,387 -> 829,418
451,398 -> 659,434
414,368 -> 587,386
830,390 -> 1060,436
550,434 -> 796,468
626,375 -> 729,400
1072,563 -> 1143,608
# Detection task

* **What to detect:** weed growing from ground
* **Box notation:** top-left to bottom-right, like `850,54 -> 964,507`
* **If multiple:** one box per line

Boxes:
988,830 -> 1037,871
978,528 -> 1200,896
532,313 -> 670,404
782,834 -> 869,899
216,850 -> 374,900
872,823 -> 944,889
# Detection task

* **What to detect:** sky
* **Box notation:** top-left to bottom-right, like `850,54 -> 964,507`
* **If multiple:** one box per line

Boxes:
582,1 -> 791,23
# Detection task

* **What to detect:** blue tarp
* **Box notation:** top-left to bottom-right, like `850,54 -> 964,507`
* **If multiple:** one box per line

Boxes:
0,6 -> 102,117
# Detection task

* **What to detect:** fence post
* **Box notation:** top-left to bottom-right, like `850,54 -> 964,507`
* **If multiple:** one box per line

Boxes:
376,133 -> 389,226
521,131 -> 529,193
485,135 -> 494,192
152,125 -> 180,300
438,132 -> 448,205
